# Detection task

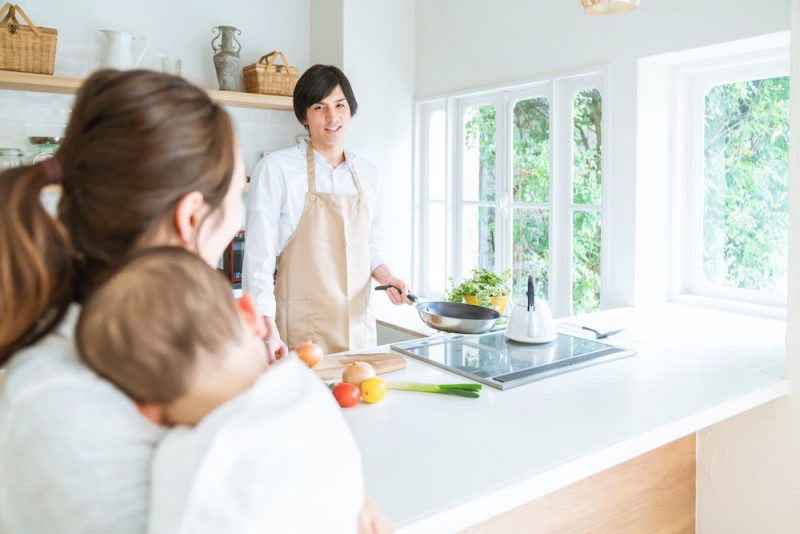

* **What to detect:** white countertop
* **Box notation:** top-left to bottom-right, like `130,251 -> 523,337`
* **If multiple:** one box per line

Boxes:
343,303 -> 787,532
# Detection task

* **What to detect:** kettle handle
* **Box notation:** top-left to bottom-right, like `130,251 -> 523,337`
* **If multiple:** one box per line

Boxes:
527,275 -> 535,311
133,37 -> 150,68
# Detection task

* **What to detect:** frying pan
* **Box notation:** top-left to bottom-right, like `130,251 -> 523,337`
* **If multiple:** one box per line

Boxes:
375,285 -> 501,334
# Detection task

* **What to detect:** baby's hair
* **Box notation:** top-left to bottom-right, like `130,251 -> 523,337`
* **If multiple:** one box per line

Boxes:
77,246 -> 240,404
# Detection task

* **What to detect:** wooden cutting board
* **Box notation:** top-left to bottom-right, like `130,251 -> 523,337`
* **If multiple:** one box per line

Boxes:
313,353 -> 406,381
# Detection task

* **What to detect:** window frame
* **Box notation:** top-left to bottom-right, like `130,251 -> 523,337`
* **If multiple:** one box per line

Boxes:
414,99 -> 450,297
455,93 -> 505,280
414,68 -> 608,317
681,55 -> 790,308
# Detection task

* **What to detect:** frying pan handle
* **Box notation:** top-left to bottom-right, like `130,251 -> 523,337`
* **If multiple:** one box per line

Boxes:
374,285 -> 418,303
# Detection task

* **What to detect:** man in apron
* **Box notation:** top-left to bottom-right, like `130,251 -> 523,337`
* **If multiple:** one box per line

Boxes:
243,65 -> 411,358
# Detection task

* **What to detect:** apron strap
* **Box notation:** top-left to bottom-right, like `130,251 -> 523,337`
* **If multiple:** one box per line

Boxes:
349,158 -> 363,195
306,141 -> 363,195
305,142 -> 317,193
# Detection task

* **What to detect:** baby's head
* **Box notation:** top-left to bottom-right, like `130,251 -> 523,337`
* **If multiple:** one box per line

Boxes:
77,246 -> 268,426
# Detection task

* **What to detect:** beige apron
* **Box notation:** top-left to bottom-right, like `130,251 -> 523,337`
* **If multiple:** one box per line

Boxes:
274,144 -> 377,354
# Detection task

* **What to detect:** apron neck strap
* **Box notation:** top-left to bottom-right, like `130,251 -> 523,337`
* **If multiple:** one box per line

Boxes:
306,142 -> 364,195
349,160 -> 363,195
306,142 -> 317,193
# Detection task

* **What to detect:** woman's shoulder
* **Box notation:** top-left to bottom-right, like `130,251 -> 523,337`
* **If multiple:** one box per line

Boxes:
1,304 -> 162,438
4,305 -> 103,398
3,306 -> 85,395
0,305 -> 164,534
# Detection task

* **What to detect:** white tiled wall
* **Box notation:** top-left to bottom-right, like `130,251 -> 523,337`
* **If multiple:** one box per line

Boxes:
3,0 -> 310,285
0,90 -> 304,177
0,88 -> 304,174
0,0 -> 309,174
225,107 -> 305,172
0,91 -> 73,164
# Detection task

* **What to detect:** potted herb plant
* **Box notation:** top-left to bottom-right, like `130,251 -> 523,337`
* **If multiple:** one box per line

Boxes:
446,267 -> 512,315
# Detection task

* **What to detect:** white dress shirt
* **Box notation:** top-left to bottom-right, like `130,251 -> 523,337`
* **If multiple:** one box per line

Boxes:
148,355 -> 364,534
243,140 -> 386,318
0,304 -> 165,534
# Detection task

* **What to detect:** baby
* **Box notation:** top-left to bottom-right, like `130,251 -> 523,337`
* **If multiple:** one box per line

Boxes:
76,246 -> 377,534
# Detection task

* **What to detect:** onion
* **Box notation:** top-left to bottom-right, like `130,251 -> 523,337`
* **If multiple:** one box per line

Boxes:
341,361 -> 376,387
295,340 -> 323,368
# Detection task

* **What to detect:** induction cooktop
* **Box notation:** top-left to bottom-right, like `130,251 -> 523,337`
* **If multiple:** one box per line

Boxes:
390,331 -> 636,390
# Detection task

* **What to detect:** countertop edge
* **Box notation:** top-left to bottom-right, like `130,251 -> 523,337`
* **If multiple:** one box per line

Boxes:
396,378 -> 789,533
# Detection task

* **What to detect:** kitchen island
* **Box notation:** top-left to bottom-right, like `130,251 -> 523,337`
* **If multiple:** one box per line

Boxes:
347,303 -> 787,532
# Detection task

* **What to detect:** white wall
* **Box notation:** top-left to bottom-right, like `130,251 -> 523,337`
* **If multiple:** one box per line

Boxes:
340,0 -> 416,282
415,0 -> 790,309
0,0 -> 310,172
695,1 -> 800,531
310,0 -> 344,67
308,0 -> 416,283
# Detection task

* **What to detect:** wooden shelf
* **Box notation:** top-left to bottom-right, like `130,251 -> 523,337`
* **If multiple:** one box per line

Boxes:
206,88 -> 293,110
0,70 -> 293,111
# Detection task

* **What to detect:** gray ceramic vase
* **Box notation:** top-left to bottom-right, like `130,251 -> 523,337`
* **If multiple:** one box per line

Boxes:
211,25 -> 242,91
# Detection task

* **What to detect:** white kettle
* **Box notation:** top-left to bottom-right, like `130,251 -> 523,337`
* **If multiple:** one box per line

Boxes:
505,275 -> 557,344
100,30 -> 149,70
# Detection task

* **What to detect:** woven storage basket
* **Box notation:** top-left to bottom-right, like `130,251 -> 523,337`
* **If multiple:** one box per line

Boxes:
243,51 -> 299,97
0,3 -> 57,74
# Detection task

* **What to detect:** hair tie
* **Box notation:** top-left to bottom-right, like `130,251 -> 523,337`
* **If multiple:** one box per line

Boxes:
39,157 -> 63,185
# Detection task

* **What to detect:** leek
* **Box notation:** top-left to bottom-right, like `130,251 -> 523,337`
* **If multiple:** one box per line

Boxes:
386,381 -> 482,398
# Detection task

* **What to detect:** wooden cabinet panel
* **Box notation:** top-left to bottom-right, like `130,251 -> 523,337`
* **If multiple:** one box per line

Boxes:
463,434 -> 696,534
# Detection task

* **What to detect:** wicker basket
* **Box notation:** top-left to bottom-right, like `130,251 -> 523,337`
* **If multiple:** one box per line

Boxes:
0,3 -> 57,75
243,51 -> 299,97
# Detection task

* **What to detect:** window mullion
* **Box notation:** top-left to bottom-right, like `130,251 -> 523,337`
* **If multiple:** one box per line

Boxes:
418,105 -> 430,296
497,92 -> 511,277
551,80 -> 572,318
453,98 -> 465,285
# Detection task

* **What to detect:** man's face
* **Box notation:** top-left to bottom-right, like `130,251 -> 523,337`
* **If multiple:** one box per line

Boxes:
304,85 -> 351,147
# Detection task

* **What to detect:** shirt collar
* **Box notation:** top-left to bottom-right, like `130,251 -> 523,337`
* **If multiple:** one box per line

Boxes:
57,303 -> 81,339
297,139 -> 352,171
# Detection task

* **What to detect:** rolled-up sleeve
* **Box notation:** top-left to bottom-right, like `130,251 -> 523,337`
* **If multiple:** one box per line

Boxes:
243,157 -> 283,318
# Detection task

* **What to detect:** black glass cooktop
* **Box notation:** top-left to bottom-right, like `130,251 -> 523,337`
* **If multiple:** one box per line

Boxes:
391,331 -> 635,390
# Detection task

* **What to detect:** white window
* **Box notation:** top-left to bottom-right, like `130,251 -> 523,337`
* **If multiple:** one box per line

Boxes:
415,70 -> 607,317
680,55 -> 790,308
416,101 -> 449,295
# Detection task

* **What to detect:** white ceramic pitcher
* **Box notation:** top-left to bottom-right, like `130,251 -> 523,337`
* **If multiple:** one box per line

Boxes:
100,30 -> 149,69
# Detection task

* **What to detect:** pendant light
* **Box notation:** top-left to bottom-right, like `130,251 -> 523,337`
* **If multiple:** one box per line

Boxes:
578,0 -> 639,16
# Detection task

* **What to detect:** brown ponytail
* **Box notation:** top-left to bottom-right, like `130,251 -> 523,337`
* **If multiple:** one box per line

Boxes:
0,165 -> 74,361
0,69 -> 236,364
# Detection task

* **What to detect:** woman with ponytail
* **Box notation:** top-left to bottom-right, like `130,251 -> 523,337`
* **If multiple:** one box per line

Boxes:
0,69 -> 247,533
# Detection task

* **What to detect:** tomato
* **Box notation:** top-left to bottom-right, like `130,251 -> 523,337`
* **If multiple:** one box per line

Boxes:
360,377 -> 387,404
333,382 -> 361,408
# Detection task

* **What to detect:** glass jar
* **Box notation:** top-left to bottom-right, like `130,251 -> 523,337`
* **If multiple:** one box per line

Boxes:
29,136 -> 62,164
0,148 -> 24,170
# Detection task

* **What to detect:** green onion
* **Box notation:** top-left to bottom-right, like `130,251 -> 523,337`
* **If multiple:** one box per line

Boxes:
386,381 -> 482,398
